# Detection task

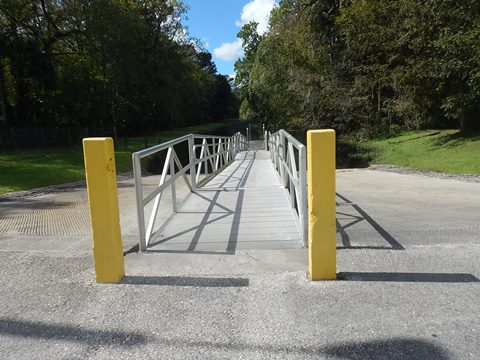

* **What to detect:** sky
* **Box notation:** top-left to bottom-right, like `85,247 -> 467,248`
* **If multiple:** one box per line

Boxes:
183,0 -> 277,76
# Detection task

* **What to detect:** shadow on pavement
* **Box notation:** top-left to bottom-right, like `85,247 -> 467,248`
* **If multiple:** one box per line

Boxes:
147,153 -> 256,254
144,336 -> 449,359
323,338 -> 450,360
337,272 -> 479,283
122,276 -> 249,287
0,318 -> 149,346
336,193 -> 404,250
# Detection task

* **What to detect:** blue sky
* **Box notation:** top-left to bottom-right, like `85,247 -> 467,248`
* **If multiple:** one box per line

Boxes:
183,0 -> 277,76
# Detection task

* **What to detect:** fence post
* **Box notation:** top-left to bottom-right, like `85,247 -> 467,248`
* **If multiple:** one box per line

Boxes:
307,129 -> 336,280
83,137 -> 125,283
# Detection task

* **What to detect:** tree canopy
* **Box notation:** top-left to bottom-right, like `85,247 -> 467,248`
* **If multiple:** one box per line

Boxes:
236,0 -> 480,136
0,0 -> 238,135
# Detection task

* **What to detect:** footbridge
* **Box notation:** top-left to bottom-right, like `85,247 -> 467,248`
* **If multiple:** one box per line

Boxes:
83,128 -> 335,283
131,130 -> 308,254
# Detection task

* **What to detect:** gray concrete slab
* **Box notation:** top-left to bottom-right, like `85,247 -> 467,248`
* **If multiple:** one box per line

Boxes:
336,169 -> 480,249
1,245 -> 479,359
1,163 -> 479,359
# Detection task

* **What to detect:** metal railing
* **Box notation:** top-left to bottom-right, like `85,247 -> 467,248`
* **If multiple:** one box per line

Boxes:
132,132 -> 248,251
266,129 -> 307,246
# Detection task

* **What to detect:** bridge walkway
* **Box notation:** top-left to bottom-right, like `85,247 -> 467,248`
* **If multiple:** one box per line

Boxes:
146,144 -> 302,253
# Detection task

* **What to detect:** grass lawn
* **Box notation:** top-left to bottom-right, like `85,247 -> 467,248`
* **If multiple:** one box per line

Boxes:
0,121 -> 231,195
366,129 -> 480,174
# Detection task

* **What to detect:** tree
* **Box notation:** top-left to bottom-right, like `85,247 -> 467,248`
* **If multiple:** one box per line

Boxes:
238,0 -> 480,136
0,0 -> 239,137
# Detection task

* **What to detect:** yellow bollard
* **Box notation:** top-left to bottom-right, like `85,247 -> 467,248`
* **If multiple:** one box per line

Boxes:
307,130 -> 336,280
83,138 -> 125,283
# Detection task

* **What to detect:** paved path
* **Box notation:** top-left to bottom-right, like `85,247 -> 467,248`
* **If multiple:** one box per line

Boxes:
147,149 -> 302,253
1,163 -> 479,359
336,168 -> 480,249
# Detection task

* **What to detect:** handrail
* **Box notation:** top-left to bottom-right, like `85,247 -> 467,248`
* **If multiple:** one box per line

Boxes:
132,132 -> 247,251
266,129 -> 307,246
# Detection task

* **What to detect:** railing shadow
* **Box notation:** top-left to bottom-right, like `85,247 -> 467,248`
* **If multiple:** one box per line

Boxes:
147,152 -> 255,254
336,193 -> 404,250
147,191 -> 233,248
202,150 -> 256,190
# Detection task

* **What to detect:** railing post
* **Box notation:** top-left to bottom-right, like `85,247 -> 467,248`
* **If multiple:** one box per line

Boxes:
279,132 -> 287,187
83,137 -> 125,283
299,145 -> 308,247
307,129 -> 336,280
188,135 -> 196,190
170,147 -> 177,213
133,153 -> 147,252
264,126 -> 267,151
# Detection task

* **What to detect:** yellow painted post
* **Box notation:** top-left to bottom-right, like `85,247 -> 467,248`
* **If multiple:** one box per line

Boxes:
307,130 -> 336,280
83,138 -> 125,283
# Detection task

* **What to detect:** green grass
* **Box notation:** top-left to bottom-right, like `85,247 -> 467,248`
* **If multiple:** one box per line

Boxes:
0,121 -> 230,195
366,129 -> 480,174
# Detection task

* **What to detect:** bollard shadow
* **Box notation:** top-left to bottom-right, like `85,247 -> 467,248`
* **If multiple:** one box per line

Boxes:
0,318 -> 149,347
336,193 -> 404,250
122,276 -> 249,287
337,272 -> 479,283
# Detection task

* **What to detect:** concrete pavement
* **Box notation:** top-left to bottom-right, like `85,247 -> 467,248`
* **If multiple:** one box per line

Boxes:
0,168 -> 479,359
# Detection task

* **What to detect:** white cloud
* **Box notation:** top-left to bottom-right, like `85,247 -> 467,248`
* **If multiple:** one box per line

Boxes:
235,0 -> 277,35
213,0 -> 277,70
213,39 -> 244,61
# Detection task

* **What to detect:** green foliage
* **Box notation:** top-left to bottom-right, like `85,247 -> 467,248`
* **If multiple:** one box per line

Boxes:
236,0 -> 480,135
0,0 -> 238,134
